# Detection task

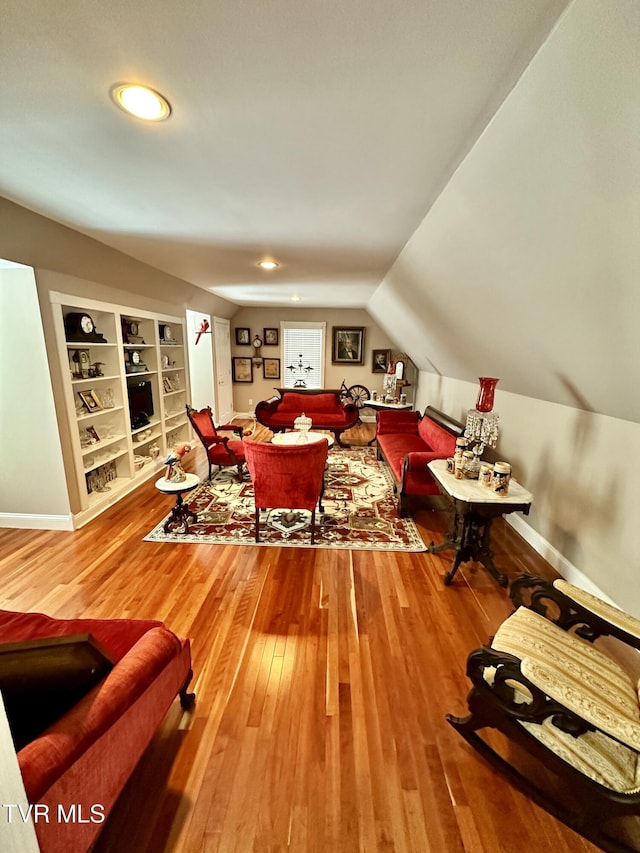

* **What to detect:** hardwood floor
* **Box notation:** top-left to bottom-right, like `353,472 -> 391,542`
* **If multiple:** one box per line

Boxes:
0,424 -> 601,852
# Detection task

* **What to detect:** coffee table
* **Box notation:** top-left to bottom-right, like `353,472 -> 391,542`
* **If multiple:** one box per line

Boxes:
271,431 -> 334,448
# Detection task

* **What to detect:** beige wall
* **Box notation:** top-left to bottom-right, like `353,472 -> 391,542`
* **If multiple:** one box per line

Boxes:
0,265 -> 71,527
370,0 -> 639,423
229,306 -> 396,412
417,374 -> 640,614
0,196 -> 237,519
0,196 -> 235,321
368,0 -> 640,611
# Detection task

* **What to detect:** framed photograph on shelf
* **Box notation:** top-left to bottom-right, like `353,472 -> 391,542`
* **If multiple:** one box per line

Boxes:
86,425 -> 101,443
235,327 -> 250,346
372,348 -> 391,373
332,327 -> 365,364
262,358 -> 280,380
232,356 -> 253,383
263,327 -> 279,346
78,389 -> 103,411
163,377 -> 174,393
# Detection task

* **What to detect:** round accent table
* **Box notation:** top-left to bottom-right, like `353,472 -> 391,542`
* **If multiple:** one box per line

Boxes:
271,431 -> 334,448
155,473 -> 200,534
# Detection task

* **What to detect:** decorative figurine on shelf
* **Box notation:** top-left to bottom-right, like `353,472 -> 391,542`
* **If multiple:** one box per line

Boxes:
163,443 -> 191,482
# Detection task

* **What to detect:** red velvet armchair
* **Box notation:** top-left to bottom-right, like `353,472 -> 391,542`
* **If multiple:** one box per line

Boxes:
186,405 -> 246,480
243,438 -> 329,544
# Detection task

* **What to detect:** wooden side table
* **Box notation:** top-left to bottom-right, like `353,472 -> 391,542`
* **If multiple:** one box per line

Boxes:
155,473 -> 200,534
427,459 -> 533,587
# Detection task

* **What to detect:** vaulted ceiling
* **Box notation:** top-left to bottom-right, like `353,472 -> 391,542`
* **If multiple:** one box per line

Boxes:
1,0 -> 569,308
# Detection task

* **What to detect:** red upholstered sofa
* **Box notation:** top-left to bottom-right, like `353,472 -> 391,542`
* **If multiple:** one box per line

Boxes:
255,388 -> 358,446
0,608 -> 193,853
376,406 -> 462,515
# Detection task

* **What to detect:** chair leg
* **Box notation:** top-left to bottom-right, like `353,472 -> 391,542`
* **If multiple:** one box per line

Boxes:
310,508 -> 316,544
255,507 -> 260,542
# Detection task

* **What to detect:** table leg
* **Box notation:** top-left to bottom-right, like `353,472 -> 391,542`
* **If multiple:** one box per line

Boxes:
163,492 -> 198,534
429,509 -> 508,587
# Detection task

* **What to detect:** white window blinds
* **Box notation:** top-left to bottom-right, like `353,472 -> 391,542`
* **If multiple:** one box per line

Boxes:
282,323 -> 325,389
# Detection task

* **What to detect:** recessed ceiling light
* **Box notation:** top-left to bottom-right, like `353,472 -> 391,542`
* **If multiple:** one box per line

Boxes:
291,295 -> 301,302
258,259 -> 279,270
111,84 -> 171,121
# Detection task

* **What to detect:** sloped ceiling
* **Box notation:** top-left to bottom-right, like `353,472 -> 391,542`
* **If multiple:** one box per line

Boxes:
0,0 -> 568,308
369,0 -> 640,424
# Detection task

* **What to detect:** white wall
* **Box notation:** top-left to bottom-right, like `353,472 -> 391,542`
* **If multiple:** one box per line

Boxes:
370,0 -> 640,423
0,263 -> 71,528
416,374 -> 640,611
186,309 -> 216,412
369,0 -> 640,610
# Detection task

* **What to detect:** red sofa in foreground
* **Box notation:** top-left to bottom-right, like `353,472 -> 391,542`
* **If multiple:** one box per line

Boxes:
255,388 -> 358,446
375,406 -> 461,515
0,608 -> 194,853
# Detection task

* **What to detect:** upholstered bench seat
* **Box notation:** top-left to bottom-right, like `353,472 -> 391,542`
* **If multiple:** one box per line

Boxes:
448,576 -> 640,850
255,389 -> 358,446
490,606 -> 640,793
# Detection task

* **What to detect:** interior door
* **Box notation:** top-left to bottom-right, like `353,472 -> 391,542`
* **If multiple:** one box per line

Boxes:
213,317 -> 233,423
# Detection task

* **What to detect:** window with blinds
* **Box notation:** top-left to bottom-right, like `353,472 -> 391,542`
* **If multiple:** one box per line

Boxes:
282,322 -> 325,389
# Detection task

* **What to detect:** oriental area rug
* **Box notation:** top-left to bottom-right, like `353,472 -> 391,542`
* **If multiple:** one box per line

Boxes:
145,447 -> 426,551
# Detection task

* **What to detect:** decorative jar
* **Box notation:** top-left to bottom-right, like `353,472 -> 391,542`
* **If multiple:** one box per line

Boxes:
294,412 -> 312,442
491,461 -> 511,495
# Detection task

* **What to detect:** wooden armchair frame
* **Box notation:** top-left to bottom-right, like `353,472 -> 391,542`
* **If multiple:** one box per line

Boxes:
186,405 -> 245,480
448,576 -> 640,853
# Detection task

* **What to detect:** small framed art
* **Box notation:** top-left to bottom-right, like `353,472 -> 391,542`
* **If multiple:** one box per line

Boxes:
332,327 -> 365,365
372,349 -> 391,373
232,357 -> 253,383
163,377 -> 174,393
235,327 -> 251,346
262,358 -> 280,380
78,389 -> 103,411
263,328 -> 279,346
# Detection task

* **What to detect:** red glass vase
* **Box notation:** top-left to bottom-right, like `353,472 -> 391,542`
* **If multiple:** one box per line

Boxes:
476,377 -> 499,412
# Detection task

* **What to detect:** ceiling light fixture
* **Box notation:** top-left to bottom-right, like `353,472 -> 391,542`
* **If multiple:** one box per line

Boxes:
291,295 -> 301,302
257,259 -> 279,270
111,84 -> 171,121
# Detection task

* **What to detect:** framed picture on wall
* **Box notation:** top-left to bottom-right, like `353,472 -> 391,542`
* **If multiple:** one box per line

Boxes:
262,358 -> 280,380
235,327 -> 250,345
332,327 -> 365,364
263,328 -> 279,346
372,349 -> 391,373
232,357 -> 253,383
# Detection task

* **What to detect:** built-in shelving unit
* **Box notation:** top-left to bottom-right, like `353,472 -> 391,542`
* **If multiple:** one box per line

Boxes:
50,292 -> 190,527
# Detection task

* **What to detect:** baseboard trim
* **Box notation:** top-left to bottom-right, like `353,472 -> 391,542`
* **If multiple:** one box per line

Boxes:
0,512 -> 74,531
505,515 -> 617,607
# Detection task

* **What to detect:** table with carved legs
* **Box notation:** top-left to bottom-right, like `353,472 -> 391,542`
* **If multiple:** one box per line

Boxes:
427,459 -> 533,587
155,473 -> 201,534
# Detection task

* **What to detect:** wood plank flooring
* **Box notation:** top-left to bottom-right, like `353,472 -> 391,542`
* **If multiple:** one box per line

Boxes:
0,424 -> 602,852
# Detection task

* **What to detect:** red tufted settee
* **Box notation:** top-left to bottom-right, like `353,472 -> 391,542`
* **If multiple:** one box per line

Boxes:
0,608 -> 193,853
375,406 -> 461,515
255,388 -> 358,446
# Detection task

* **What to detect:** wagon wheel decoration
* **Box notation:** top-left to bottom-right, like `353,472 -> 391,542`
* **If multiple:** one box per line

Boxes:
346,384 -> 370,410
